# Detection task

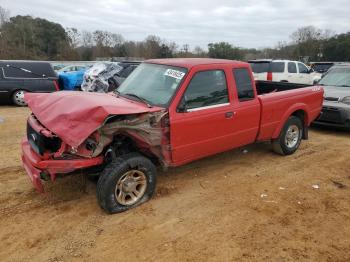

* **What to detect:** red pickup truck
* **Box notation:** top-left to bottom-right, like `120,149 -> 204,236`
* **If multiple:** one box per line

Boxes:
21,58 -> 323,213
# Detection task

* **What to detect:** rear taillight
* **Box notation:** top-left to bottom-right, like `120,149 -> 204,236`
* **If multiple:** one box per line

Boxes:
53,80 -> 60,91
267,72 -> 273,81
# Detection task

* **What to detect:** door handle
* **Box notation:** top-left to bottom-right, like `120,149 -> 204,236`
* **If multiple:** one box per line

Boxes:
225,111 -> 235,119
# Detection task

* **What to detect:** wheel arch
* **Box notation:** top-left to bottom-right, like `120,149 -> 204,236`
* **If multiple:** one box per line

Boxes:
272,104 -> 310,140
108,133 -> 163,167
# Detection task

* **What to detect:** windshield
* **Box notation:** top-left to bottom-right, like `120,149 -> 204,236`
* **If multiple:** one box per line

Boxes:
319,67 -> 350,87
118,63 -> 187,107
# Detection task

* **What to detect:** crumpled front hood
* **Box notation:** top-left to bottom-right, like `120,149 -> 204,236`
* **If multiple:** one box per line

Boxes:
25,91 -> 163,147
323,85 -> 350,99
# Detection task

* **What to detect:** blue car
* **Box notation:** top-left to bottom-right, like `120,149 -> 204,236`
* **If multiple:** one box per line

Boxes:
58,65 -> 91,90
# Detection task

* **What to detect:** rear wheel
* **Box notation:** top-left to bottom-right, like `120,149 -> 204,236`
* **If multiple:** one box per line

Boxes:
12,90 -> 27,106
97,153 -> 157,214
272,116 -> 303,155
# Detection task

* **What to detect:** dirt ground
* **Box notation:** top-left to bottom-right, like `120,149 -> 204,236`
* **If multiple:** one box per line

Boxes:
0,106 -> 349,262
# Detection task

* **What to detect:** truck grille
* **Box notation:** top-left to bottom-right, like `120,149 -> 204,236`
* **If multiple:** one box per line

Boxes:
27,121 -> 61,155
318,107 -> 342,123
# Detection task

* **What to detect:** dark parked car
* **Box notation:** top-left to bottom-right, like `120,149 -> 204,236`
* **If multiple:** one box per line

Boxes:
314,63 -> 350,129
310,62 -> 336,74
0,61 -> 59,106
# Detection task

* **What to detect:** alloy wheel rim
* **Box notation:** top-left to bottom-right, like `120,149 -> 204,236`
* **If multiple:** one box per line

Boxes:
115,170 -> 147,206
14,91 -> 26,106
285,124 -> 300,148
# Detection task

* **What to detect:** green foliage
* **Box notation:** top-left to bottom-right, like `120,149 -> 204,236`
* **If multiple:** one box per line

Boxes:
208,42 -> 243,60
323,33 -> 350,61
0,15 -> 69,59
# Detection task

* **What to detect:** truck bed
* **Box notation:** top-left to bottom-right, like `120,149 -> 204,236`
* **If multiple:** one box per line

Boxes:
256,81 -> 310,95
256,82 -> 323,141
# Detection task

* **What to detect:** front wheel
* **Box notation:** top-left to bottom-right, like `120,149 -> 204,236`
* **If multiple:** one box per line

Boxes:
12,90 -> 27,106
272,116 -> 303,155
97,153 -> 157,214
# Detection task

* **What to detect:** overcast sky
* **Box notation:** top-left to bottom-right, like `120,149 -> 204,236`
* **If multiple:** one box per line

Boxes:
2,0 -> 349,49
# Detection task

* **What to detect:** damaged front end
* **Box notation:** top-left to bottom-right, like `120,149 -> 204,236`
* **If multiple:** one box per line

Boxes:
21,110 -> 170,192
93,110 -> 171,165
22,114 -> 104,192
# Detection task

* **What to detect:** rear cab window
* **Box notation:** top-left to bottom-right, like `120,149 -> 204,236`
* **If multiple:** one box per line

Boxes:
181,70 -> 229,111
270,62 -> 285,73
233,68 -> 255,102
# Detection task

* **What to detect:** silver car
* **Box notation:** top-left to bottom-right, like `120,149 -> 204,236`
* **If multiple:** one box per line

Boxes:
314,64 -> 350,129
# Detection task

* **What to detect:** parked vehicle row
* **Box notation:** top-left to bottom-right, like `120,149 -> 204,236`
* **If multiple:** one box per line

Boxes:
0,61 -> 59,106
249,59 -> 322,84
0,60 -> 141,105
21,58 -> 324,213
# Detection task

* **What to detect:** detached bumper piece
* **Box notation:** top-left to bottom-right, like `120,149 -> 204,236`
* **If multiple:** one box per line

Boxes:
21,138 -> 103,192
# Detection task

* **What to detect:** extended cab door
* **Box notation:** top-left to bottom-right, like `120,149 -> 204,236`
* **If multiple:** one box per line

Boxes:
169,65 -> 260,165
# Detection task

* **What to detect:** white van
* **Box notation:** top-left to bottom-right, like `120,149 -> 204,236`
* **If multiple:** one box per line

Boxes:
248,60 -> 322,85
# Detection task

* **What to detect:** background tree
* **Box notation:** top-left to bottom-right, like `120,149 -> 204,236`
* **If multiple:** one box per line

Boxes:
323,32 -> 350,61
0,6 -> 10,57
0,6 -> 9,28
0,15 -> 69,59
290,26 -> 335,61
208,42 -> 243,60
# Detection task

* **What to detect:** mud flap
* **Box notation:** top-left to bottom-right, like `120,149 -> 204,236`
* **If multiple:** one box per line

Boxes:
303,126 -> 309,140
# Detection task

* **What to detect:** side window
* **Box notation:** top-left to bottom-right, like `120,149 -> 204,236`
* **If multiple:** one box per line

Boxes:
270,62 -> 285,73
3,66 -> 37,78
288,62 -> 297,73
233,68 -> 255,102
298,63 -> 309,74
182,70 -> 229,110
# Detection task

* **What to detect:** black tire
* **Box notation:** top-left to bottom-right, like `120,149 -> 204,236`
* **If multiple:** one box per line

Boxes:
272,116 -> 303,155
12,90 -> 27,106
97,153 -> 157,214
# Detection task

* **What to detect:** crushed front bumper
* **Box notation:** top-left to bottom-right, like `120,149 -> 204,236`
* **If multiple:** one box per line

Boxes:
21,138 -> 104,192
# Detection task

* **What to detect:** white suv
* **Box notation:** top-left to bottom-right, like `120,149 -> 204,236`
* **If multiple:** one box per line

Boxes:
249,59 -> 322,85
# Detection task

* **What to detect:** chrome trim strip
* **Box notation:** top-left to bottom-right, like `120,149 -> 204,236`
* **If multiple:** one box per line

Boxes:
187,103 -> 230,112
